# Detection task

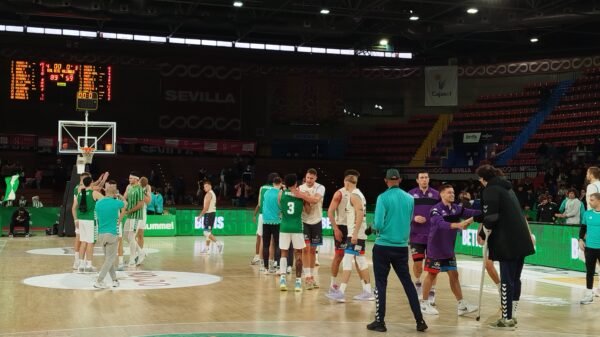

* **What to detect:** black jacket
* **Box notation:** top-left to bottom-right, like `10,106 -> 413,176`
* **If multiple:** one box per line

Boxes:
537,202 -> 558,223
476,177 -> 535,261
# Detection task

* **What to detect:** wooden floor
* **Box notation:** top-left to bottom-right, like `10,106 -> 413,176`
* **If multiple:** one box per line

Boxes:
0,234 -> 599,337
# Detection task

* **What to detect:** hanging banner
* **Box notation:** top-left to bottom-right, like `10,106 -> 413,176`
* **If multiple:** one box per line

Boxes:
425,66 -> 458,106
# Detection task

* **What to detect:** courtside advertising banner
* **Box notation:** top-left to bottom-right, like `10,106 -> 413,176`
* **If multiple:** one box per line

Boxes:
425,66 -> 458,106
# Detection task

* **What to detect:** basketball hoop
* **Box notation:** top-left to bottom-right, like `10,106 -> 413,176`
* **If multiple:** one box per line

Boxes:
76,146 -> 95,174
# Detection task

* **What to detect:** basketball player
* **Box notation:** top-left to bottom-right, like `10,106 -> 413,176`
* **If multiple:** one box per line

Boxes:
135,176 -> 152,265
420,184 -> 480,316
278,174 -> 306,291
326,169 -> 365,296
199,180 -> 223,253
408,172 -> 440,303
297,168 -> 325,289
93,180 -> 125,289
72,175 -> 103,272
327,171 -> 374,302
122,171 -> 146,267
585,167 -> 600,297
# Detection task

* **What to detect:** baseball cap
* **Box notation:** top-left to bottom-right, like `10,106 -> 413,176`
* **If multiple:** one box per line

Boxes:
385,169 -> 401,180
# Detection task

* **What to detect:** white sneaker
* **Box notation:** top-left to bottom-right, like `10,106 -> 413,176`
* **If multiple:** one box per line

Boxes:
251,255 -> 260,265
78,263 -> 86,273
581,291 -> 594,305
353,291 -> 375,301
93,281 -> 108,289
85,265 -> 97,273
457,300 -> 478,316
326,289 -> 345,302
420,300 -> 439,315
112,280 -> 120,288
136,251 -> 147,266
117,264 -> 126,271
286,266 -> 292,274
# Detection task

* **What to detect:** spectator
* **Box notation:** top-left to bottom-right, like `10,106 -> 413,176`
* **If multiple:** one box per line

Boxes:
18,195 -> 26,207
537,195 -> 558,223
9,207 -> 30,238
149,187 -> 164,215
234,180 -> 251,207
556,189 -> 584,225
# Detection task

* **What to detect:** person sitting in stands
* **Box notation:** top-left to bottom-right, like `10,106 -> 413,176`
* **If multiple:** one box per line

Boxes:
9,207 -> 30,238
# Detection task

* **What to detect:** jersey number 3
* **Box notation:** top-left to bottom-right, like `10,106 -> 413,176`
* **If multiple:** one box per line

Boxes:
287,202 -> 295,215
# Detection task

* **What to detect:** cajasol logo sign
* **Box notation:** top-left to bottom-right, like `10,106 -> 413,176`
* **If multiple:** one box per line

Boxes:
194,216 -> 225,229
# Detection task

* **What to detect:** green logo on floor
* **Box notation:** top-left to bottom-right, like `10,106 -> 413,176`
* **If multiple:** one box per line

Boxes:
144,334 -> 297,337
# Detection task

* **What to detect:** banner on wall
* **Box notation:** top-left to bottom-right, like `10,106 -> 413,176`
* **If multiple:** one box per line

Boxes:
425,66 -> 458,106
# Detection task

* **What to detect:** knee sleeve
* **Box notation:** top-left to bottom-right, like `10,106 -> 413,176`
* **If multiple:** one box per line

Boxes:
356,255 -> 368,271
342,254 -> 354,271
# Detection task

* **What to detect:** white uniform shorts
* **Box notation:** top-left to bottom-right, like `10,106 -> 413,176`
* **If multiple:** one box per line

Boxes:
79,219 -> 97,244
279,233 -> 306,251
256,214 -> 264,236
124,218 -> 146,232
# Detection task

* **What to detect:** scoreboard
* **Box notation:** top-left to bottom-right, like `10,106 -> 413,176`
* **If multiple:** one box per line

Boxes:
9,60 -> 112,102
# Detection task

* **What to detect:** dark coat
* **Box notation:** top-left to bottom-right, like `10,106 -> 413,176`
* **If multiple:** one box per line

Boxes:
477,177 -> 535,261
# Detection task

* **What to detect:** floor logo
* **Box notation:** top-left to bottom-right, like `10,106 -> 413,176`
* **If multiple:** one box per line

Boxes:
26,247 -> 159,256
23,271 -> 221,291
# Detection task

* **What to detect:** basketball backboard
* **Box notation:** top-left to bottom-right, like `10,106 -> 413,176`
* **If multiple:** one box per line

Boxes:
57,119 -> 117,155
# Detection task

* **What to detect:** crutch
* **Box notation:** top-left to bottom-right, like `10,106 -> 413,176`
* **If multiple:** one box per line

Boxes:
476,233 -> 489,321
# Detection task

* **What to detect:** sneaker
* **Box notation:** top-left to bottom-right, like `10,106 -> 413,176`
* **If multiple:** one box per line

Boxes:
286,266 -> 292,274
428,289 -> 436,306
85,266 -> 97,273
8,233 -> 13,238
112,280 -> 120,288
93,281 -> 108,289
72,260 -> 79,270
312,278 -> 320,289
25,233 -> 30,238
136,251 -> 147,266
366,320 -> 387,332
457,300 -> 478,316
326,290 -> 345,302
294,278 -> 302,292
416,319 -> 428,332
420,300 -> 439,315
78,263 -> 86,273
488,318 -> 516,331
279,277 -> 287,291
259,265 -> 266,272
353,291 -> 376,301
305,277 -> 314,290
415,282 -> 422,299
268,267 -> 277,274
581,291 -> 594,305
250,256 -> 260,265
327,284 -> 340,296
117,264 -> 126,271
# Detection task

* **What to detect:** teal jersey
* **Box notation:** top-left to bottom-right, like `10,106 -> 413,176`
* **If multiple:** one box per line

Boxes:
262,187 -> 281,224
583,210 -> 600,249
279,189 -> 303,233
126,185 -> 145,219
258,185 -> 272,214
95,197 -> 124,235
373,186 -> 414,247
76,188 -> 97,221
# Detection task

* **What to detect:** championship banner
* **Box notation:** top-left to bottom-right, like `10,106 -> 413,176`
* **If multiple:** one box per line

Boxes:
425,66 -> 458,106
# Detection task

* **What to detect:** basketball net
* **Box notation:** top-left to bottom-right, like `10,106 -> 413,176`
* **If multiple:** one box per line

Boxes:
76,146 -> 95,174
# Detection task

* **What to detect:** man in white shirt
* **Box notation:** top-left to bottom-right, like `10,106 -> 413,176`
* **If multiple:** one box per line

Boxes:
296,168 -> 325,290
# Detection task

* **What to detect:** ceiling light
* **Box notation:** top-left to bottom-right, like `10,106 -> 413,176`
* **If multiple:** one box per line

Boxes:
320,8 -> 330,15
233,1 -> 243,7
409,15 -> 419,21
379,38 -> 388,46
467,8 -> 478,14
530,37 -> 539,43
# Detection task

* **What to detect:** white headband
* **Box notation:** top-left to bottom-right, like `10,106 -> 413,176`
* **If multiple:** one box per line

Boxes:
129,175 -> 140,180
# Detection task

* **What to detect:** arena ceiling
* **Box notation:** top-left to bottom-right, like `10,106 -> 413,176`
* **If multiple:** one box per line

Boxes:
1,0 -> 600,63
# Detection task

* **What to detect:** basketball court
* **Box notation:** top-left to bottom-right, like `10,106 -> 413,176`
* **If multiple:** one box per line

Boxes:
0,235 -> 598,337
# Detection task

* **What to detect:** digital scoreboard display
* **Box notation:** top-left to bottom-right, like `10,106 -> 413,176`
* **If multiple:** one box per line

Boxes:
9,60 -> 112,102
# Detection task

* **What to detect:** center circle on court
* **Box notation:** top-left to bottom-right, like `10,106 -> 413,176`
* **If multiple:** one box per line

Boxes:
23,271 -> 221,291
144,332 -> 295,337
26,247 -> 160,256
